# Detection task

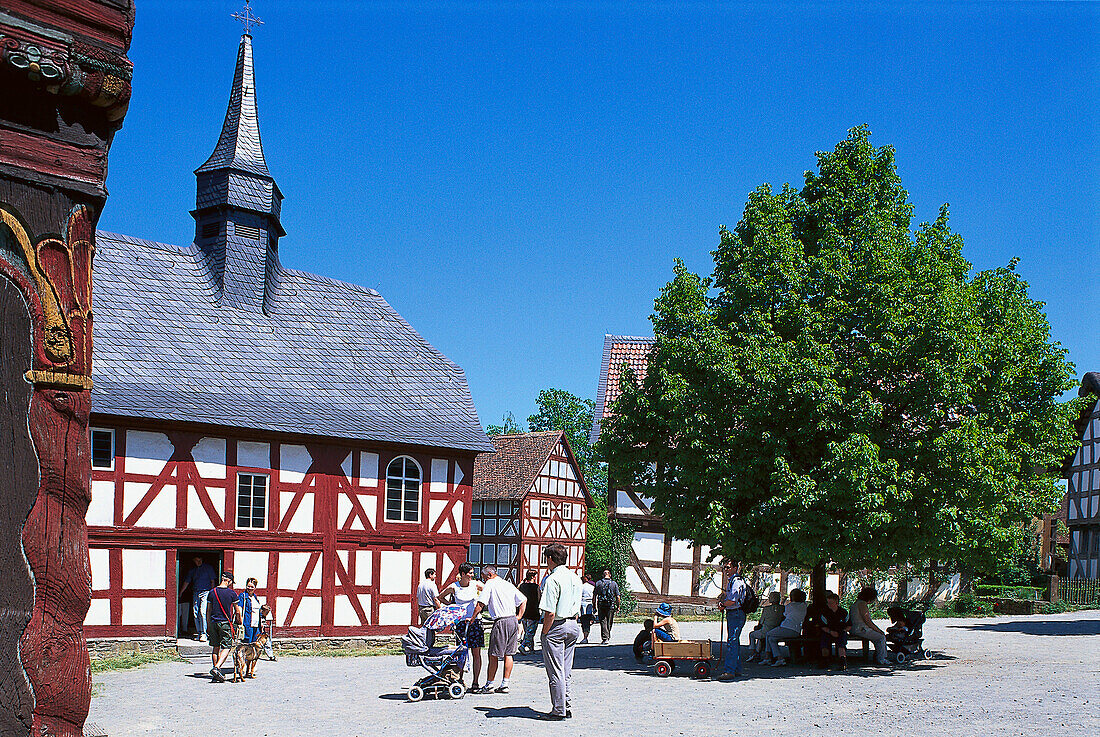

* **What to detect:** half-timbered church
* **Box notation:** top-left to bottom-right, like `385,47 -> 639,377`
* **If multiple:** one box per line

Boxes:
84,30 -> 492,639
470,431 -> 592,583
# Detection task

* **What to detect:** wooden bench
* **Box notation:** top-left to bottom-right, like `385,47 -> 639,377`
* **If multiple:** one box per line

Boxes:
766,632 -> 874,662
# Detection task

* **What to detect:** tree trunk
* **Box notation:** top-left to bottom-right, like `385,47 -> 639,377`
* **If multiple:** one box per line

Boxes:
811,561 -> 827,605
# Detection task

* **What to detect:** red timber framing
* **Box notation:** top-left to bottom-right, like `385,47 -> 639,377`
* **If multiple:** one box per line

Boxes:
471,432 -> 592,583
85,419 -> 476,637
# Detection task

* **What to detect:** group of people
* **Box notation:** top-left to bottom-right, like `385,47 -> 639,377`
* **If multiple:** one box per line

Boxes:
414,547 -> 591,720
180,556 -> 272,683
720,560 -> 889,678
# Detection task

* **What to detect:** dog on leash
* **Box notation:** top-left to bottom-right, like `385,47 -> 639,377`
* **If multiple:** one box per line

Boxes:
233,631 -> 275,682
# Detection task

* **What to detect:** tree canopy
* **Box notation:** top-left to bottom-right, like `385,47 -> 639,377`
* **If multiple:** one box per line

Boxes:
598,126 -> 1080,577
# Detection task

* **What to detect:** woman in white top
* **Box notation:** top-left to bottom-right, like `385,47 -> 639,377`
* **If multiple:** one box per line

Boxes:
440,562 -> 485,689
764,588 -> 809,665
850,585 -> 888,664
580,577 -> 596,643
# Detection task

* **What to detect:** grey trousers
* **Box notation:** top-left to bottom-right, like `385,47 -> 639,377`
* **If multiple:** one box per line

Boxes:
541,618 -> 581,717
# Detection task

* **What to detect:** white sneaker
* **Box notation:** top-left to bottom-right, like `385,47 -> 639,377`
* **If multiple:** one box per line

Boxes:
198,634 -> 208,642
771,658 -> 787,667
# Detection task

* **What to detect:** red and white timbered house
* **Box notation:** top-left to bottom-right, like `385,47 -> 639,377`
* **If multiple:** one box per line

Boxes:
470,432 -> 593,583
84,32 -> 492,639
591,336 -> 723,605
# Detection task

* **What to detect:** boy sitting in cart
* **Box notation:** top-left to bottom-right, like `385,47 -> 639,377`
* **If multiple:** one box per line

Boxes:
653,603 -> 681,643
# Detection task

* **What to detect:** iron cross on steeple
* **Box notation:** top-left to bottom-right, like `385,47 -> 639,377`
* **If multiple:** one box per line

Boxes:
232,0 -> 263,35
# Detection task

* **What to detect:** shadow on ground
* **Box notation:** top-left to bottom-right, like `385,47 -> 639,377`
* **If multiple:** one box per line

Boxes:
474,706 -> 545,719
947,618 -> 1100,637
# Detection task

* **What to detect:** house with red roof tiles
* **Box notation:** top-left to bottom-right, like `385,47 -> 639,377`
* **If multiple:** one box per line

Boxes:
471,431 -> 593,582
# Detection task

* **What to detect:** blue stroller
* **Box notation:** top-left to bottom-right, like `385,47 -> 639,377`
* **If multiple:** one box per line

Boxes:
400,605 -> 470,701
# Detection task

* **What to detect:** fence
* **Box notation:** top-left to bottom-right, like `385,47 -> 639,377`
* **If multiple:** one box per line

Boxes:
1058,579 -> 1100,606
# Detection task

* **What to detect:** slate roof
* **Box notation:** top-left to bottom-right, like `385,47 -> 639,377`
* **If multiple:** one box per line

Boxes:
473,431 -> 592,506
589,335 -> 655,444
196,33 -> 269,179
91,230 -> 493,452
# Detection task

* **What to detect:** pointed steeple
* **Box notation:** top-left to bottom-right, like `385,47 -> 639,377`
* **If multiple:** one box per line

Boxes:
192,31 -> 284,314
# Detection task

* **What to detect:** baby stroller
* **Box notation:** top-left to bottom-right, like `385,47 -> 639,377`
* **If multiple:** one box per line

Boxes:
400,605 -> 470,702
885,607 -> 926,664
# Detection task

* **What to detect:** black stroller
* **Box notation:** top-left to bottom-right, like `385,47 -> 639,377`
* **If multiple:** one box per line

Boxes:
885,607 -> 926,664
400,606 -> 470,702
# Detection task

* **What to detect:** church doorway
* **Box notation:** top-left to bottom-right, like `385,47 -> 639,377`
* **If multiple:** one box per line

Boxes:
176,549 -> 223,638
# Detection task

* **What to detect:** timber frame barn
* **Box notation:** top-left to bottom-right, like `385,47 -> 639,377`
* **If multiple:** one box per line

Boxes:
470,431 -> 593,583
1062,372 -> 1100,580
591,335 -> 722,606
83,30 -> 492,639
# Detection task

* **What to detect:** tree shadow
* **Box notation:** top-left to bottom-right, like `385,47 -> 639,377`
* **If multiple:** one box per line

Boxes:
947,619 -> 1100,637
474,705 -> 545,720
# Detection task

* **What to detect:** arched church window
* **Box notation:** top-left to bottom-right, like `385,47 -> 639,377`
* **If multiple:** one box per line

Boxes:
385,456 -> 421,523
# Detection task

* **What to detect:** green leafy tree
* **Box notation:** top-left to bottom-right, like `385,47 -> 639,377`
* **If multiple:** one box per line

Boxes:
598,126 -> 1080,591
485,412 -> 524,436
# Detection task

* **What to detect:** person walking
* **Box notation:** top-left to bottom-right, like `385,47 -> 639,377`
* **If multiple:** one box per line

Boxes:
579,576 -> 595,643
716,559 -> 748,680
236,577 -> 265,643
207,570 -> 242,683
440,562 -> 485,690
593,569 -> 620,644
179,555 -> 217,641
416,568 -> 441,625
518,570 -> 541,654
538,543 -> 582,721
472,564 -> 526,693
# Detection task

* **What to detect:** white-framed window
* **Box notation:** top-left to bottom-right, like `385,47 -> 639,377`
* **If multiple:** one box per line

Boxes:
236,473 -> 268,529
540,500 -> 551,518
90,428 -> 114,470
385,456 -> 422,522
471,517 -> 482,535
484,518 -> 497,536
468,544 -> 481,564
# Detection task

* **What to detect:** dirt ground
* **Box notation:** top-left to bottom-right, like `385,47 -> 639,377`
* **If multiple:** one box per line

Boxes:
88,610 -> 1099,736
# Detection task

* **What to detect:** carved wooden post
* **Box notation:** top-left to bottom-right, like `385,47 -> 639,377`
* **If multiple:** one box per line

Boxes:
0,3 -> 134,736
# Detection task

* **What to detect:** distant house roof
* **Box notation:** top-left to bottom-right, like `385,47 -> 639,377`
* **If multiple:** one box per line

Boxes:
91,231 -> 492,452
473,431 -> 592,505
589,334 -> 654,444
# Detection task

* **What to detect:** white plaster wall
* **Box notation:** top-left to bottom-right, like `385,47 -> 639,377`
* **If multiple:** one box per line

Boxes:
280,444 -> 312,483
644,567 -> 663,589
121,598 -> 164,625
379,601 -> 411,626
380,550 -> 413,595
87,479 -> 115,526
625,566 -> 644,593
340,452 -> 352,482
122,549 -> 165,589
669,539 -> 694,565
428,499 -> 449,533
125,431 -> 173,476
616,490 -> 643,515
277,553 -> 311,590
89,548 -> 110,591
238,441 -> 270,470
334,594 -> 371,626
283,492 -> 314,534
192,437 -> 227,478
234,551 -> 269,587
431,459 -> 449,495
453,462 -> 465,486
452,500 -> 464,534
668,568 -> 693,597
633,531 -> 665,562
86,599 -> 110,626
360,452 -> 378,487
290,597 -> 321,627
123,479 -> 174,528
187,484 -> 226,529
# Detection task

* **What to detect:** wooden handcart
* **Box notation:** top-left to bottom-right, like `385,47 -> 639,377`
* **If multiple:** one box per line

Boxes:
651,637 -> 713,678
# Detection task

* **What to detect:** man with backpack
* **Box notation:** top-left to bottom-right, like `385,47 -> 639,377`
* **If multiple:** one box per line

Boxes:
593,569 -> 621,644
716,559 -> 757,680
208,570 -> 242,683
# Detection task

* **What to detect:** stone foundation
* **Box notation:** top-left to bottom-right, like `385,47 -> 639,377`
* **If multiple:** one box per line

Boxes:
272,636 -> 402,652
87,638 -> 177,659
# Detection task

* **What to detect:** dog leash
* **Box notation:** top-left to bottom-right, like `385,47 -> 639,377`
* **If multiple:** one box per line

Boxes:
212,588 -> 239,641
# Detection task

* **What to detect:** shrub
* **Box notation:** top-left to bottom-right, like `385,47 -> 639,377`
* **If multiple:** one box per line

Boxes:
954,594 -> 993,615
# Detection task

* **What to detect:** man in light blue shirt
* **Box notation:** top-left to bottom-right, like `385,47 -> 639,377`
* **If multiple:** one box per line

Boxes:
538,543 -> 582,720
717,559 -> 748,680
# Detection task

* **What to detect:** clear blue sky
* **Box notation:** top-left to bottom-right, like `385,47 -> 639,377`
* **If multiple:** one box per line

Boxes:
100,1 -> 1099,431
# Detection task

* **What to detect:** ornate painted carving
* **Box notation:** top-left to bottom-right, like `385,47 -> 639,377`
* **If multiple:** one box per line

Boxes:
0,33 -> 132,119
0,203 -> 96,737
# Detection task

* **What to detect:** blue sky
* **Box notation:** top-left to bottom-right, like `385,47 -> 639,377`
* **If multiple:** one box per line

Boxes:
100,1 -> 1099,430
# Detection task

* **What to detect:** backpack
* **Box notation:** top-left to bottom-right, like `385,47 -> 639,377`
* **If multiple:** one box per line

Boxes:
595,579 -> 617,605
738,579 -> 759,614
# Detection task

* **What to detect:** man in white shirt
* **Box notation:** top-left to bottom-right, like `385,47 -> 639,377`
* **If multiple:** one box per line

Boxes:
538,543 -> 582,721
416,568 -> 441,625
473,564 -> 526,693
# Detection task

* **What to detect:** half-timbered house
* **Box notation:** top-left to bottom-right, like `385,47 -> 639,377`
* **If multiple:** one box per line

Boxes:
590,335 -> 722,606
1062,372 -> 1100,580
470,431 -> 592,583
83,31 -> 492,639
